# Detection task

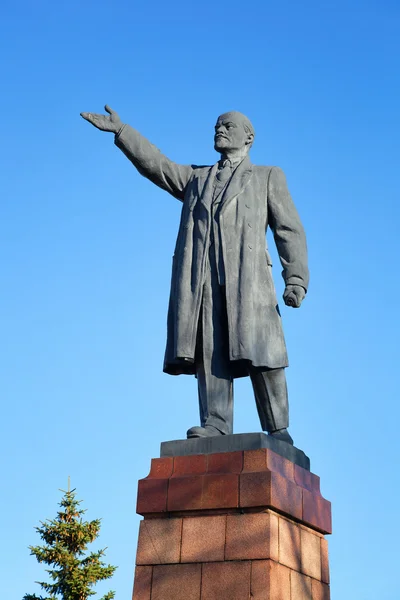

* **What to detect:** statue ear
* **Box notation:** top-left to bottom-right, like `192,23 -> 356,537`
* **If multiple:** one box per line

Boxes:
246,133 -> 254,147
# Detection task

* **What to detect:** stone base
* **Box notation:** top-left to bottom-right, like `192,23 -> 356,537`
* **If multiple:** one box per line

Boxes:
161,432 -> 310,471
132,448 -> 331,599
133,516 -> 330,600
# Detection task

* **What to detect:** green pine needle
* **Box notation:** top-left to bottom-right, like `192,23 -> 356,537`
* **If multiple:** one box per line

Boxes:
24,488 -> 117,600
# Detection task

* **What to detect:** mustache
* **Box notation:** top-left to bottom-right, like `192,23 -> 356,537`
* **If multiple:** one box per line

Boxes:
215,134 -> 228,140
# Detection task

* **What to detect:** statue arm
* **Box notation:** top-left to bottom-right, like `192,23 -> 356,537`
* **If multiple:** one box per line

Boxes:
267,167 -> 309,293
80,106 -> 193,201
115,124 -> 193,201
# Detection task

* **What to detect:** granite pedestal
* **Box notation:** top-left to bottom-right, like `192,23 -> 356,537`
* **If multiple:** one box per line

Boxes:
161,433 -> 310,470
132,441 -> 331,600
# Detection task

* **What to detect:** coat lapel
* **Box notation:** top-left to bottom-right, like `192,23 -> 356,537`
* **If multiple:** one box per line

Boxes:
198,163 -> 218,211
220,155 -> 253,213
195,158 -> 253,212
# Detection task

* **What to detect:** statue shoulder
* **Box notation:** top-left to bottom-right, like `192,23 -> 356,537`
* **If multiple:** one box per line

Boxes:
252,164 -> 276,170
252,164 -> 275,180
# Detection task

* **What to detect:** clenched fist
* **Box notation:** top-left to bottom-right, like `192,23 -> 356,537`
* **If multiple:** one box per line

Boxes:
283,285 -> 306,308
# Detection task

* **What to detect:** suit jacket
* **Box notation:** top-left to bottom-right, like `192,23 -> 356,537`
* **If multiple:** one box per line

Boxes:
115,125 -> 309,378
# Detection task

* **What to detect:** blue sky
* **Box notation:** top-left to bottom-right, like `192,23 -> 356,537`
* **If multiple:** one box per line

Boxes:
1,1 -> 400,598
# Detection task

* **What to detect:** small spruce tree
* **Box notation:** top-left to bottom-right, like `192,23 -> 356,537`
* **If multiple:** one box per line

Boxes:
23,486 -> 117,600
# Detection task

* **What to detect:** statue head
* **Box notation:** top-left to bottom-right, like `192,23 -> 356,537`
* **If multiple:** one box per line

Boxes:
214,111 -> 255,156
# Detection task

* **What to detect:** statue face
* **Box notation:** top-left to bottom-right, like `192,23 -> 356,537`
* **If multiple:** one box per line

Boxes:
214,112 -> 251,154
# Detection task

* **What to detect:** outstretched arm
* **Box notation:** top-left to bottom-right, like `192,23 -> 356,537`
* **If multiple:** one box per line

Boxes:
81,106 -> 193,201
267,167 -> 309,308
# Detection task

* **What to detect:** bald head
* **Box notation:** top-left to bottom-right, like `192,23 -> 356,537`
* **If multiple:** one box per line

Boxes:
214,111 -> 255,159
218,111 -> 255,137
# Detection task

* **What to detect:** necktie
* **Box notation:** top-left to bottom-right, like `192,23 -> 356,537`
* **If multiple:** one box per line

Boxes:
213,159 -> 231,199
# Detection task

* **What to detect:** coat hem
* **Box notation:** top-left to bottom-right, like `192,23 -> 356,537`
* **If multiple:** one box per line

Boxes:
163,357 -> 289,379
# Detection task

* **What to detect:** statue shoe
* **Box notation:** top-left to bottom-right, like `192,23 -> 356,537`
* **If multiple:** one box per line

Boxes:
268,428 -> 294,445
186,425 -> 223,439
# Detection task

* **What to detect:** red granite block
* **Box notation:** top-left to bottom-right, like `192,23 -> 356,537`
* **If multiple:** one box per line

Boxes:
201,561 -> 251,600
168,473 -> 239,512
240,471 -> 302,520
172,454 -> 207,476
132,566 -> 152,600
294,465 -> 311,491
243,448 -> 268,472
303,490 -> 332,534
250,560 -> 268,600
225,513 -> 278,561
300,528 -> 321,580
266,450 -> 295,482
250,560 -> 291,600
279,517 -> 301,571
201,473 -> 239,509
181,515 -> 226,562
167,476 -> 203,511
137,478 -> 168,515
151,564 -> 201,600
270,512 -> 279,561
243,449 -> 295,481
207,451 -> 243,474
240,470 -> 272,506
147,457 -> 174,479
321,538 -> 330,584
291,571 -> 312,599
312,580 -> 330,600
294,465 -> 320,493
270,472 -> 303,520
136,518 -> 182,565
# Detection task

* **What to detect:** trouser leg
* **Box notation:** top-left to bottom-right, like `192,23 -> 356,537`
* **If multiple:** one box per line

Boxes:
195,267 -> 233,435
248,366 -> 289,432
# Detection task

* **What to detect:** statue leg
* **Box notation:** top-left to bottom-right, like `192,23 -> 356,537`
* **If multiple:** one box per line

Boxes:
248,366 -> 289,433
191,266 -> 233,436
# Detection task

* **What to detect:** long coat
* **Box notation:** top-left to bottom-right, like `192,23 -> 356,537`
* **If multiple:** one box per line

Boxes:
115,125 -> 309,378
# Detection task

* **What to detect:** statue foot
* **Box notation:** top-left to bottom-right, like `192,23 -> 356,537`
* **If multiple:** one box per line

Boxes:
268,428 -> 294,445
187,425 -> 223,439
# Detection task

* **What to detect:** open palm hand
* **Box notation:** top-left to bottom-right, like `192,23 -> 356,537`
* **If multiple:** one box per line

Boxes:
80,105 -> 123,134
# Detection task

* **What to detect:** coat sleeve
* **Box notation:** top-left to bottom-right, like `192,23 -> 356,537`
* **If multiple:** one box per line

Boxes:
114,124 -> 194,201
267,166 -> 309,290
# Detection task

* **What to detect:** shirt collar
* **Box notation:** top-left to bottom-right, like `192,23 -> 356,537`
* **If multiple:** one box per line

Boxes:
218,156 -> 244,169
